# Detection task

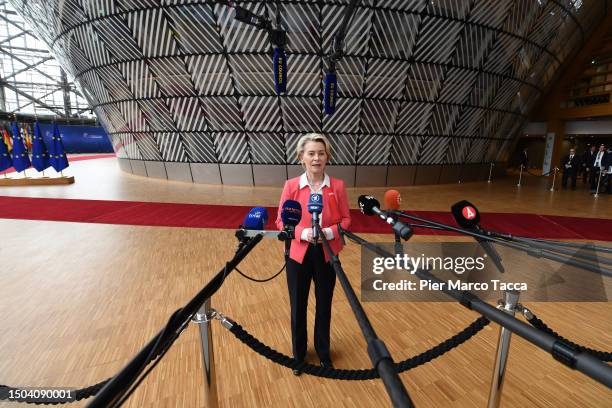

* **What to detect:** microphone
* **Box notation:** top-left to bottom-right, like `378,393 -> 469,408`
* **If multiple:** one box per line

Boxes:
450,200 -> 505,273
358,195 -> 412,240
323,71 -> 337,115
235,207 -> 271,244
384,189 -> 403,255
243,206 -> 268,229
383,189 -> 401,211
280,199 -> 301,257
280,199 -> 301,240
273,47 -> 286,94
307,193 -> 323,242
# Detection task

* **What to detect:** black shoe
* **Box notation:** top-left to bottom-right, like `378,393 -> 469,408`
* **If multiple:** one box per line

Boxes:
293,360 -> 304,376
320,360 -> 334,369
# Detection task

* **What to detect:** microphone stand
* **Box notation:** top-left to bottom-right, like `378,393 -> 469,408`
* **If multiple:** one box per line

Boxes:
390,213 -> 404,256
87,234 -> 264,408
339,227 -> 612,389
313,224 -> 415,408
388,210 -> 612,278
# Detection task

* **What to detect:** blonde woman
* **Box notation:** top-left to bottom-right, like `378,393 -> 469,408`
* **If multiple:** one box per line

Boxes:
275,134 -> 351,375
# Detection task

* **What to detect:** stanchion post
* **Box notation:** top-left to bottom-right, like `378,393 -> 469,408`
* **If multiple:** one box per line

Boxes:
594,170 -> 603,198
517,165 -> 523,187
487,290 -> 520,408
487,162 -> 494,183
549,167 -> 558,192
192,298 -> 219,408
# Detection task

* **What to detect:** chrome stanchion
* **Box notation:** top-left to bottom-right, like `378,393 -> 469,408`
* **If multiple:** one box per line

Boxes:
594,170 -> 604,198
192,298 -> 219,408
517,165 -> 523,187
549,167 -> 558,192
487,162 -> 494,183
487,290 -> 520,408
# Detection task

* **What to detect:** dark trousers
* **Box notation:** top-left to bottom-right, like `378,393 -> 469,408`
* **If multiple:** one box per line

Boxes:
562,170 -> 577,189
590,169 -> 599,190
286,244 -> 336,363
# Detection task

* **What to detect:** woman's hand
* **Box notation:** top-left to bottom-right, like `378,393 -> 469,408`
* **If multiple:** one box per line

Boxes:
304,228 -> 317,244
302,227 -> 333,243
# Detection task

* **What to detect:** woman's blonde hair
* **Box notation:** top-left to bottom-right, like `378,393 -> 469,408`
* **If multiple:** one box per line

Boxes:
296,133 -> 333,163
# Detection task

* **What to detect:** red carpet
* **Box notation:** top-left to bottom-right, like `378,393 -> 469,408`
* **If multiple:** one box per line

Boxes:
0,154 -> 115,175
1,195 -> 611,241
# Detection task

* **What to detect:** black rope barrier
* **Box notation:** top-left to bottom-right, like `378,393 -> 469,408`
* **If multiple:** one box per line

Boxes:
525,168 -> 557,177
227,316 -> 490,380
526,313 -> 612,362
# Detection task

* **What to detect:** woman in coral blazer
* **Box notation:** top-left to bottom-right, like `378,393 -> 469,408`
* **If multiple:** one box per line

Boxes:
275,134 -> 351,375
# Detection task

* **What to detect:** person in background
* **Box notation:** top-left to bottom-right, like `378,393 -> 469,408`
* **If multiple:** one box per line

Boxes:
591,144 -> 607,192
519,148 -> 528,169
275,134 -> 351,375
603,146 -> 612,194
582,145 -> 597,186
561,148 -> 580,190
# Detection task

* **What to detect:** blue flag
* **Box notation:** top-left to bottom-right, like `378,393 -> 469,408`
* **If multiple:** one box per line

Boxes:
50,123 -> 69,172
10,121 -> 31,172
0,132 -> 12,172
31,121 -> 51,172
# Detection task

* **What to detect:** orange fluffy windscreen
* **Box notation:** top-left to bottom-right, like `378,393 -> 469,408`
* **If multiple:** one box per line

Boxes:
384,189 -> 401,210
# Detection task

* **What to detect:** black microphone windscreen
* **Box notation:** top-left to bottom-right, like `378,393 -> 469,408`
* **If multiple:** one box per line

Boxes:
451,200 -> 480,229
281,199 -> 301,226
358,195 -> 380,216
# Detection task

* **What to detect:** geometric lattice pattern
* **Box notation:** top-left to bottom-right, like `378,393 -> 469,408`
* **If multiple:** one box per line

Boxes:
8,0 -> 605,165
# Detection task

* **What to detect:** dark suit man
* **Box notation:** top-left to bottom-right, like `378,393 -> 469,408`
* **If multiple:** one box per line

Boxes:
582,145 -> 596,184
561,148 -> 580,189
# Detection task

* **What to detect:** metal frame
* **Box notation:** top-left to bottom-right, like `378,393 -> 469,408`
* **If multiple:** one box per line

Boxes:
0,2 -> 91,117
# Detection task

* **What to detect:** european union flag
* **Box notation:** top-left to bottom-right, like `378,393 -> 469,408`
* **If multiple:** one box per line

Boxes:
10,121 -> 31,172
0,134 -> 12,172
50,123 -> 69,172
31,121 -> 50,172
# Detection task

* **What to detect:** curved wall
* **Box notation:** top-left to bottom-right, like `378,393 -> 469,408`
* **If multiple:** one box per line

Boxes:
9,0 -> 605,185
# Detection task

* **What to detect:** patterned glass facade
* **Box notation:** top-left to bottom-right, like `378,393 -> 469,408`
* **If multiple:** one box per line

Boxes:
7,0 -> 606,180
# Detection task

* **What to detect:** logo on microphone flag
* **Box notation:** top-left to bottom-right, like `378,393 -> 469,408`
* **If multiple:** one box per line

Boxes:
462,206 -> 476,220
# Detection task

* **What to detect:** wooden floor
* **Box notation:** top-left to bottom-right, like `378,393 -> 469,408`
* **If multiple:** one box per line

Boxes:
0,157 -> 610,407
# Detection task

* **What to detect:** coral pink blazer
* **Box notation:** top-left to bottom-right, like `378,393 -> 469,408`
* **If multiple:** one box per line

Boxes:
275,175 -> 351,264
